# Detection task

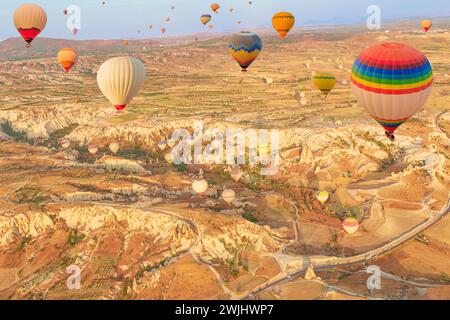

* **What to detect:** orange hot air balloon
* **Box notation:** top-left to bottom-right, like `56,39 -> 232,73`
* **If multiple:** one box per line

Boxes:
14,4 -> 47,47
421,19 -> 432,32
211,3 -> 220,13
161,28 -> 166,34
272,12 -> 295,39
57,48 -> 78,72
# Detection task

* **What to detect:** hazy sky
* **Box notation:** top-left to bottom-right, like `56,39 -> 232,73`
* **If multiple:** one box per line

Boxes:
0,0 -> 449,40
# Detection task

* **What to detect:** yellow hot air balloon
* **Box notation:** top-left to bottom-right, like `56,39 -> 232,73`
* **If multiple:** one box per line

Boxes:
316,191 -> 329,205
167,138 -> 176,148
97,57 -> 146,112
57,48 -> 78,72
192,179 -> 209,196
312,72 -> 336,97
158,140 -> 167,151
201,14 -> 212,25
88,145 -> 98,155
228,31 -> 262,72
272,12 -> 295,39
60,139 -> 71,150
211,4 -> 220,13
343,217 -> 360,235
222,189 -> 236,204
165,152 -> 174,164
109,142 -> 120,154
421,19 -> 432,32
208,24 -> 214,29
122,40 -> 129,47
14,3 -> 47,47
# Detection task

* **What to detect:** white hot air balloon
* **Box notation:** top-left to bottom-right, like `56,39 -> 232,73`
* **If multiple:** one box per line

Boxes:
222,189 -> 236,205
316,191 -> 329,205
109,142 -> 120,154
192,179 -> 209,196
97,56 -> 146,112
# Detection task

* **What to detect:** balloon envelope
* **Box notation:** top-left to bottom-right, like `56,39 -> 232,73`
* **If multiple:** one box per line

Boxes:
14,3 -> 47,47
312,72 -> 336,97
351,42 -> 433,134
222,189 -> 236,204
316,191 -> 329,205
57,48 -> 78,72
228,31 -> 262,71
272,12 -> 295,39
201,14 -> 212,25
192,179 -> 209,195
88,145 -> 98,155
421,19 -> 432,32
343,218 -> 360,235
109,142 -> 120,154
97,57 -> 146,111
211,4 -> 220,12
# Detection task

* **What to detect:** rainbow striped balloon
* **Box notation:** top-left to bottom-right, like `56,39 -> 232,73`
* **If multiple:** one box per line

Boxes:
351,42 -> 433,134
228,31 -> 262,71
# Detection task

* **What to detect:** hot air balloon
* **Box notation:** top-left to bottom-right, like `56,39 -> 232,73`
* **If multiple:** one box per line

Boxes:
71,27 -> 79,38
230,166 -> 243,182
421,19 -> 432,32
97,57 -> 146,112
158,140 -> 167,151
166,17 -> 171,22
201,14 -> 212,25
165,152 -> 174,164
122,40 -> 129,47
228,31 -> 262,72
192,179 -> 209,196
171,6 -> 175,10
167,138 -> 177,148
351,43 -> 433,140
88,145 -> 98,155
148,25 -> 153,30
312,72 -> 336,97
64,9 -> 68,15
316,191 -> 329,205
211,4 -> 220,13
222,189 -> 236,204
109,142 -> 120,154
208,24 -> 214,29
272,12 -> 295,39
14,3 -> 47,47
237,20 -> 241,25
60,139 -> 71,150
343,217 -> 360,235
161,28 -> 166,34
57,48 -> 78,72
